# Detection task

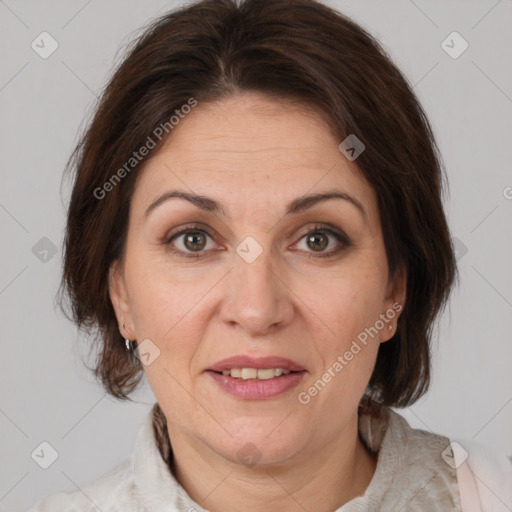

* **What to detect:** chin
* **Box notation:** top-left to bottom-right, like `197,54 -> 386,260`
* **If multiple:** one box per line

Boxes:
210,418 -> 307,467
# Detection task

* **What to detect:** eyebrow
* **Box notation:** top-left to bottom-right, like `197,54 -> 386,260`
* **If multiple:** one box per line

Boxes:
144,190 -> 366,220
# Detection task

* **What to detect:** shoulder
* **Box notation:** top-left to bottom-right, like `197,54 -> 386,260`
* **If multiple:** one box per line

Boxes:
374,408 -> 511,511
27,457 -> 140,512
456,439 -> 512,512
388,410 -> 512,511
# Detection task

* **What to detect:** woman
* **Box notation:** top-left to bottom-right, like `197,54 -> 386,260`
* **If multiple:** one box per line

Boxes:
29,0 -> 512,510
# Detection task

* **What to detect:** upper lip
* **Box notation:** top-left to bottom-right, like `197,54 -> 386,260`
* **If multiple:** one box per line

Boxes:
207,355 -> 306,372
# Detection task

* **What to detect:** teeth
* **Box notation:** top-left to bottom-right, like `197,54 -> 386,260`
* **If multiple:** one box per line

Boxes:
241,368 -> 258,379
255,369 -> 275,380
219,368 -> 294,379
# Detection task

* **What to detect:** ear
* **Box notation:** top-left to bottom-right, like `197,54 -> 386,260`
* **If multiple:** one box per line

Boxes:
108,259 -> 136,340
379,264 -> 406,343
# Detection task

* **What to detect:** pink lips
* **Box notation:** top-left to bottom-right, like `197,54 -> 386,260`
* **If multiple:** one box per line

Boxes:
207,355 -> 306,372
205,355 -> 307,400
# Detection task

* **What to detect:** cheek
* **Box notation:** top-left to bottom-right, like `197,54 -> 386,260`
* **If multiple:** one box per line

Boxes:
293,262 -> 385,405
124,255 -> 214,370
300,267 -> 386,348
129,263 -> 212,424
126,244 -> 204,329
304,279 -> 382,410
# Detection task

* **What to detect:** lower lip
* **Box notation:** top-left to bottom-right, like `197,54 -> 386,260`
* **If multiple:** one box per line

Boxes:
205,370 -> 306,399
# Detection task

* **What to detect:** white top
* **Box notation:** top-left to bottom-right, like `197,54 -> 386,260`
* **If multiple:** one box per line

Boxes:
28,402 -> 512,511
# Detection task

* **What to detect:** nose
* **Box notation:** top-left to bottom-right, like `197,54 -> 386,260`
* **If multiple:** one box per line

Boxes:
219,245 -> 294,336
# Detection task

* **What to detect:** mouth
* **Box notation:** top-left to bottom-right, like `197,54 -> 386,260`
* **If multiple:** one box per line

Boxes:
211,367 -> 297,379
205,355 -> 307,399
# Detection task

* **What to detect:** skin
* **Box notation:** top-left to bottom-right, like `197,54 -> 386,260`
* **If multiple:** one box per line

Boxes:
109,92 -> 406,512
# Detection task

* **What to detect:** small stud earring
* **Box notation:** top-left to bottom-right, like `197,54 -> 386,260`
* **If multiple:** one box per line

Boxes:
388,325 -> 393,331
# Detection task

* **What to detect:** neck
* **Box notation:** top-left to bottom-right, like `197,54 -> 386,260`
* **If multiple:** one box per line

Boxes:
167,413 -> 377,512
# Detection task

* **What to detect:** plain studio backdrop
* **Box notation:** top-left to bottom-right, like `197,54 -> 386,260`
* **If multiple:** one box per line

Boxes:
0,1 -> 511,510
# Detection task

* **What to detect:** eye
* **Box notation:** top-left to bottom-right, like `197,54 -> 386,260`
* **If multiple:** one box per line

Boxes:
293,224 -> 349,258
164,225 -> 219,258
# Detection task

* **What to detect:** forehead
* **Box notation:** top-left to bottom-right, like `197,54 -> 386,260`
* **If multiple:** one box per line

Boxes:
132,93 -> 377,223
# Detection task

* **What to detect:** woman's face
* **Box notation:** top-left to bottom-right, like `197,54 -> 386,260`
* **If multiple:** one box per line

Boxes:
110,92 -> 405,467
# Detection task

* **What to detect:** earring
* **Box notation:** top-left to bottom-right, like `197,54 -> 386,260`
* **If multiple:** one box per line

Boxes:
388,324 -> 393,331
121,323 -> 135,352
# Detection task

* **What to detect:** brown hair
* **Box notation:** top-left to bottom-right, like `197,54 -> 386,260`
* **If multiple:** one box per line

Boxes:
59,0 -> 458,407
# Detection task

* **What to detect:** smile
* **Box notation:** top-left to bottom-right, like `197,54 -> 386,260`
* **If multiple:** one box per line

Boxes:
205,355 -> 307,399
217,368 -> 293,379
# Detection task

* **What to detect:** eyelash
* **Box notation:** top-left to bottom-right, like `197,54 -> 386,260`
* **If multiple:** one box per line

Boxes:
163,223 -> 350,259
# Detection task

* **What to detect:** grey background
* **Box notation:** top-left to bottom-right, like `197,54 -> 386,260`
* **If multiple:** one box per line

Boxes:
1,0 -> 511,510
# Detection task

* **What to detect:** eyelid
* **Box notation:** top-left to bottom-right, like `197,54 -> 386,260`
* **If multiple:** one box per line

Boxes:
163,222 -> 214,244
290,223 -> 349,258
295,223 -> 350,246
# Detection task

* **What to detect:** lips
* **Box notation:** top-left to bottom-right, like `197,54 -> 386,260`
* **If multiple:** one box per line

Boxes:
207,355 -> 306,373
205,355 -> 307,399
